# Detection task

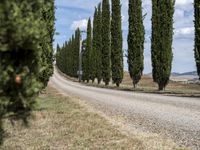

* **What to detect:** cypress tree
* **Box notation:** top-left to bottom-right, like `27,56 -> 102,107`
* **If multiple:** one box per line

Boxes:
194,0 -> 200,79
75,28 -> 80,78
82,39 -> 87,82
96,3 -> 103,84
71,35 -> 76,76
127,0 -> 144,88
102,0 -> 111,86
91,8 -> 98,83
84,18 -> 92,82
39,0 -> 55,88
111,0 -> 123,87
151,0 -> 175,91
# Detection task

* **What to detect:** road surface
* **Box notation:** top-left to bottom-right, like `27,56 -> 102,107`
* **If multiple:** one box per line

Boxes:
50,69 -> 200,149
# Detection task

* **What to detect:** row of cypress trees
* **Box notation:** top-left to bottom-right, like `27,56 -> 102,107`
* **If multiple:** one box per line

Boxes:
57,0 -> 124,87
56,0 -> 199,91
0,0 -> 55,144
56,28 -> 80,78
82,0 -> 112,85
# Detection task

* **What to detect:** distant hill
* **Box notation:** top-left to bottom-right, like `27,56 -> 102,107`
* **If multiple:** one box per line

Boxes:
146,71 -> 197,77
171,71 -> 197,76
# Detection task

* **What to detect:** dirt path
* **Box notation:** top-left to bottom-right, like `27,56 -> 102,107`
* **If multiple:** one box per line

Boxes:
51,68 -> 200,149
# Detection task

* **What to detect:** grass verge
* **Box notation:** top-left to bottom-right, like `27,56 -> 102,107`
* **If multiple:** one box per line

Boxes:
1,86 -> 186,150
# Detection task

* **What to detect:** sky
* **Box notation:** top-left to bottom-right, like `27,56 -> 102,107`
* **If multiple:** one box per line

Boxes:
54,0 -> 196,74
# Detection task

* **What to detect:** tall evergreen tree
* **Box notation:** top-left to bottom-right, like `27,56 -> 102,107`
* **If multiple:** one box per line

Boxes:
75,28 -> 81,77
151,0 -> 175,91
91,8 -> 98,83
102,0 -> 111,86
39,0 -> 55,88
194,0 -> 200,79
82,39 -> 87,82
71,34 -> 76,76
127,0 -> 144,88
111,0 -> 123,87
96,3 -> 103,84
84,18 -> 92,82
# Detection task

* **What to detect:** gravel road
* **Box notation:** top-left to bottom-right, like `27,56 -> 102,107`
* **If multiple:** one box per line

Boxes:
51,69 -> 200,149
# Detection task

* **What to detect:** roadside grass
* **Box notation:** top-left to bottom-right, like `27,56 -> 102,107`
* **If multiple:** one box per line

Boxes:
1,86 -> 187,150
57,67 -> 200,97
84,73 -> 200,97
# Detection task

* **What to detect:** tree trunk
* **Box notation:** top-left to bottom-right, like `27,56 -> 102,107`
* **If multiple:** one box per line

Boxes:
98,80 -> 101,84
116,83 -> 120,87
133,83 -> 137,89
158,84 -> 165,91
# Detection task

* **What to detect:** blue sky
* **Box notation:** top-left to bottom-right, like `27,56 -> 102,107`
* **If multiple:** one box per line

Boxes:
54,0 -> 196,74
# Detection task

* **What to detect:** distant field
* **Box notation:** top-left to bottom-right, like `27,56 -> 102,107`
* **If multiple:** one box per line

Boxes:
122,72 -> 200,94
84,72 -> 200,97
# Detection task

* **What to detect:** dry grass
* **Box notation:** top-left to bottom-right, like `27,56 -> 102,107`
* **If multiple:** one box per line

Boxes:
123,72 -> 200,93
0,86 -> 188,150
0,86 -> 144,150
84,72 -> 200,97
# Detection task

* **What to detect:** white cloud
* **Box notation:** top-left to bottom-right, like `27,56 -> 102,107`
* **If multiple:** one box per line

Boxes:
175,27 -> 194,37
174,9 -> 185,19
176,0 -> 192,6
70,19 -> 88,30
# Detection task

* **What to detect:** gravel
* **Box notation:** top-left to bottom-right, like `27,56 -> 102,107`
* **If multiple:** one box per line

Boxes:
51,69 -> 200,150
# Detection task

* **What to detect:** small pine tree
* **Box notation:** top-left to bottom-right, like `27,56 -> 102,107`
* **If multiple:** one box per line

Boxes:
151,0 -> 175,91
102,0 -> 111,86
127,0 -> 144,88
194,0 -> 200,79
111,0 -> 123,87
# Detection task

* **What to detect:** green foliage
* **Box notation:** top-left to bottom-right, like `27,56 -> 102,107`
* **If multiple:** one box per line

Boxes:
91,8 -> 98,82
39,0 -> 55,88
102,0 -> 111,86
82,39 -> 87,82
85,18 -> 92,82
56,28 -> 80,78
74,29 -> 81,77
127,0 -> 144,88
0,0 -> 55,144
151,0 -> 175,90
96,3 -> 103,84
111,0 -> 123,87
194,0 -> 200,79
